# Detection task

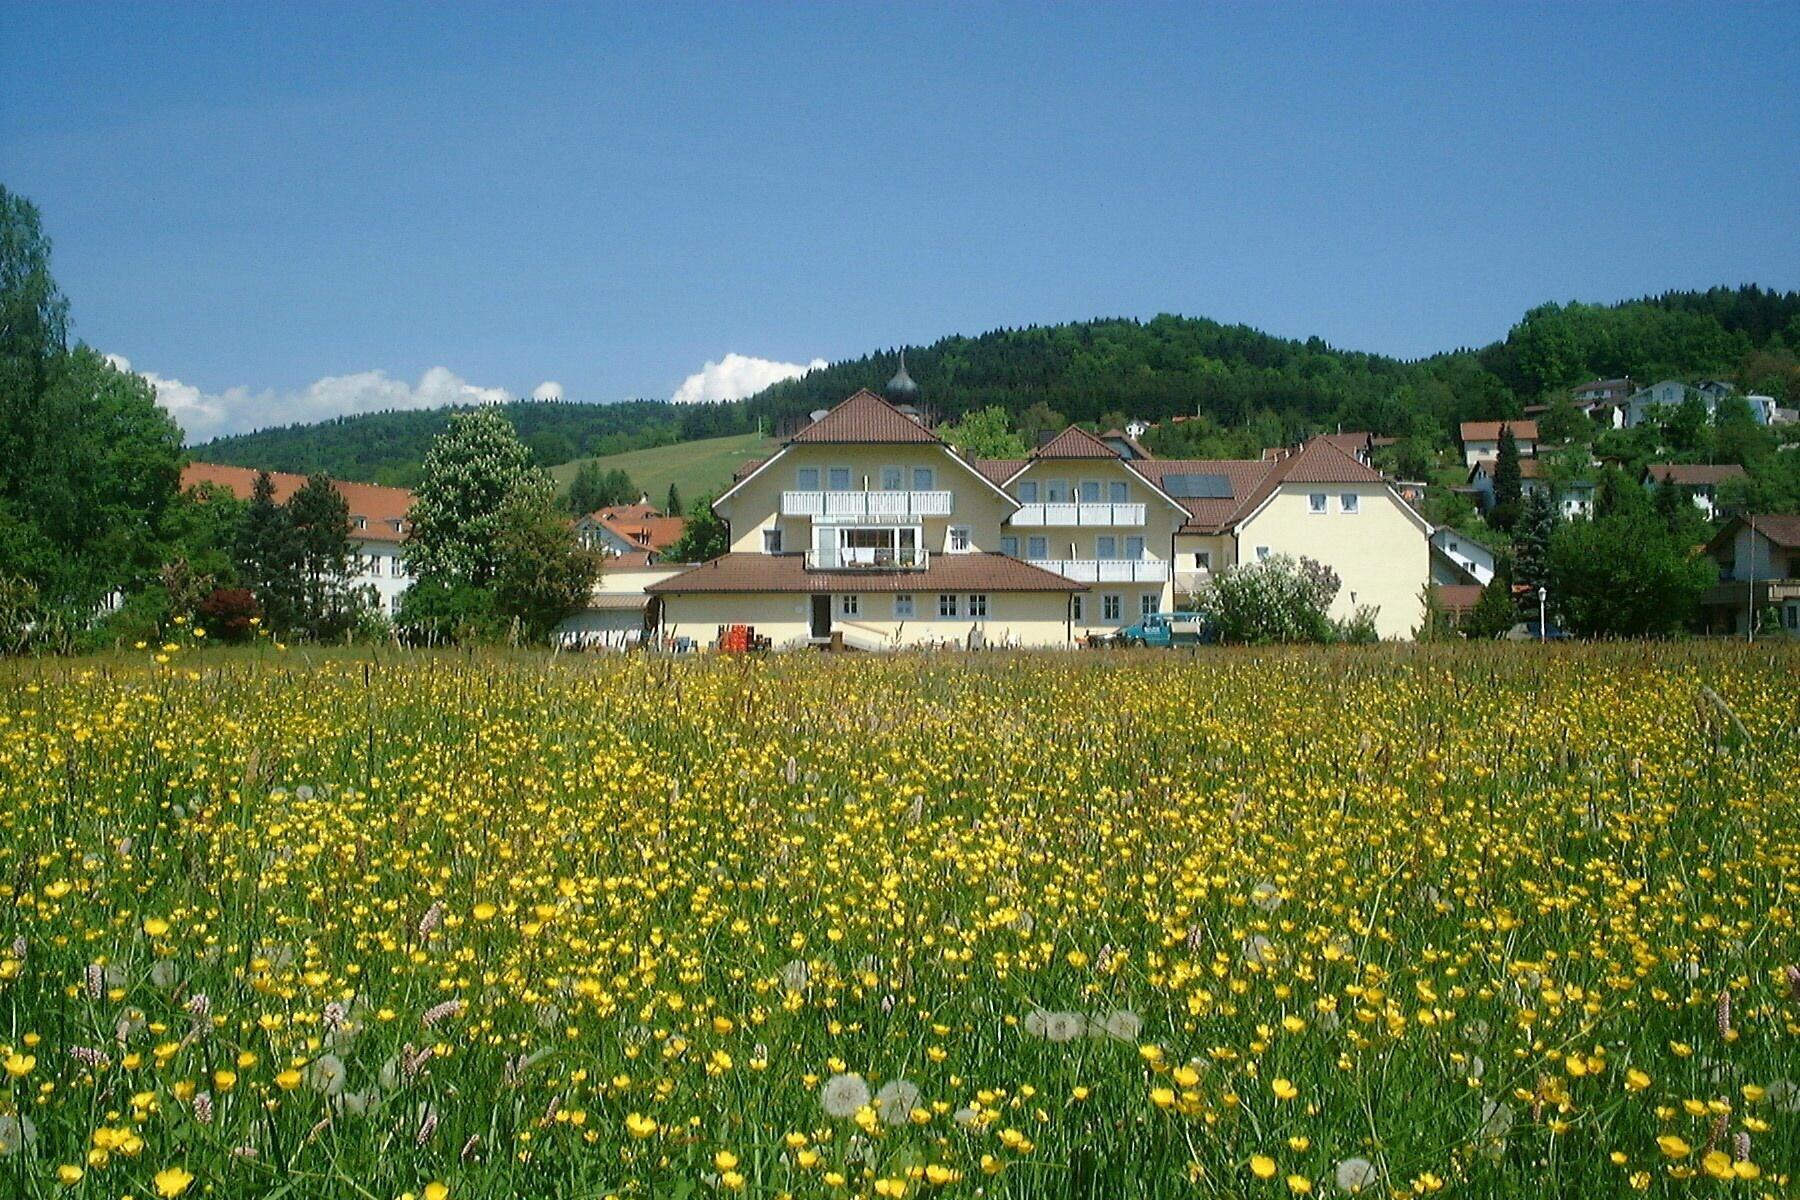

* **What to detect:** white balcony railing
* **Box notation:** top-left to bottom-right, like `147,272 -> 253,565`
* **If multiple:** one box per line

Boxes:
1010,502 -> 1145,527
1029,558 -> 1171,583
805,547 -> 931,571
782,491 -> 953,519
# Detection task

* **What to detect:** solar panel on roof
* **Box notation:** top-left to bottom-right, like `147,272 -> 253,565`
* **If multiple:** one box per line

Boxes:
1161,473 -> 1233,499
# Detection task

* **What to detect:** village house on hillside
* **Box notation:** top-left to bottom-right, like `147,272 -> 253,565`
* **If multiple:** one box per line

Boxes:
1641,463 -> 1749,520
574,500 -> 686,559
643,372 -> 1431,647
1700,514 -> 1800,637
181,463 -> 416,615
1458,419 -> 1538,468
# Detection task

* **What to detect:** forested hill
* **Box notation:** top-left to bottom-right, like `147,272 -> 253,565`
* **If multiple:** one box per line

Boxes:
193,286 -> 1800,483
192,398 -> 755,488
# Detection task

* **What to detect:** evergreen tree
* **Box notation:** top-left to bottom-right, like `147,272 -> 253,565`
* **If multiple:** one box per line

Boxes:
288,472 -> 355,637
407,408 -> 552,586
665,483 -> 683,518
1512,489 -> 1556,593
234,471 -> 303,633
1490,426 -> 1523,531
666,494 -> 728,563
1463,570 -> 1521,639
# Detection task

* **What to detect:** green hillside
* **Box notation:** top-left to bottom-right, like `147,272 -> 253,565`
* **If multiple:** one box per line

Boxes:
550,430 -> 774,508
188,287 -> 1800,486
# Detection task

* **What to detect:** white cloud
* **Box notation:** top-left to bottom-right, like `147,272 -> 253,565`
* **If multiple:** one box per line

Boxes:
105,355 -> 518,443
671,352 -> 826,405
532,381 -> 565,402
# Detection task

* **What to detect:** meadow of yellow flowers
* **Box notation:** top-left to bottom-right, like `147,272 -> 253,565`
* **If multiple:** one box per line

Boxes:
1,643 -> 1797,1199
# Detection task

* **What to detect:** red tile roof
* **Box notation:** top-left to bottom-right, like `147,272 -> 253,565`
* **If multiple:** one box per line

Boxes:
584,503 -> 687,552
1033,425 -> 1120,459
647,552 -> 1085,594
1433,584 -> 1484,612
1643,463 -> 1748,487
789,390 -> 941,444
973,459 -> 1027,487
182,462 -> 413,543
1129,459 -> 1275,533
1460,420 -> 1539,443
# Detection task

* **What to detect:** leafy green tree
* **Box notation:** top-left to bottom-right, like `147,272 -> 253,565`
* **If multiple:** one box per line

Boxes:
161,483 -> 247,585
234,471 -> 303,633
666,494 -> 728,563
1197,554 -> 1341,644
490,490 -> 603,643
1548,514 -> 1714,637
1661,395 -> 1712,457
1017,402 -> 1066,448
288,472 -> 355,638
1490,426 -> 1523,531
937,406 -> 1028,458
395,577 -> 502,646
407,408 -> 553,586
1537,396 -> 1591,446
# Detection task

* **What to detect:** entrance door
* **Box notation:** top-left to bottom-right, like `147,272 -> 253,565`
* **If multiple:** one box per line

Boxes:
811,595 -> 832,638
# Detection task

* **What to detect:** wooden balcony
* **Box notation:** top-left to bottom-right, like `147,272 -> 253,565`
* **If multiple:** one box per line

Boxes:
1010,502 -> 1146,527
805,547 -> 931,571
1031,558 -> 1170,583
781,490 -> 953,519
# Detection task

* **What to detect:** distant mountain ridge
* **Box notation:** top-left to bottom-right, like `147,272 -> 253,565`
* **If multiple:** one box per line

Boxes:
192,286 -> 1800,484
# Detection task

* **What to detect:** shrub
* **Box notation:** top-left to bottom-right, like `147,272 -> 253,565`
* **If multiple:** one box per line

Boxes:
1198,554 -> 1341,643
197,587 -> 262,643
395,577 -> 505,647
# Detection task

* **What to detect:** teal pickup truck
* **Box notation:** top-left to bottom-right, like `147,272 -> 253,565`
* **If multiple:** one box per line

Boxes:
1117,612 -> 1214,648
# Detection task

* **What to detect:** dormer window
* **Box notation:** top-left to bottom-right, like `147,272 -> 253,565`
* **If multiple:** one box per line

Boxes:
354,516 -> 367,529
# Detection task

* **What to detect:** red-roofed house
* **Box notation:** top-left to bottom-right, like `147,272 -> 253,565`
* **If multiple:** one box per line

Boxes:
181,463 -> 416,614
651,387 -> 1431,645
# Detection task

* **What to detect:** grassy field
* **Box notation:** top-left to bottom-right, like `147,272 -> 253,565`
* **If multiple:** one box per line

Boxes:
1,642 -> 1798,1198
550,431 -> 774,508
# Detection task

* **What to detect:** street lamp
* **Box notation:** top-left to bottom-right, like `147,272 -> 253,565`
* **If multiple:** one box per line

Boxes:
1537,586 -> 1547,643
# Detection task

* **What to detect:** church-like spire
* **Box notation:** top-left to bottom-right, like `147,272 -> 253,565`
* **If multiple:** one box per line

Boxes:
884,350 -> 920,405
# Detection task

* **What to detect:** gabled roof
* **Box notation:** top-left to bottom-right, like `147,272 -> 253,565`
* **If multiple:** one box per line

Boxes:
973,459 -> 1027,487
1705,514 -> 1800,555
788,389 -> 941,444
1130,458 -> 1276,534
181,462 -> 414,543
1643,463 -> 1748,487
1223,437 -> 1401,531
1460,420 -> 1539,443
1032,425 -> 1120,459
647,552 -> 1085,595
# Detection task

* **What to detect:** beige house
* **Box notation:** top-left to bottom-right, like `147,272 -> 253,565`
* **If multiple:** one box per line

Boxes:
648,385 -> 1432,647
1701,514 -> 1800,637
1459,419 -> 1538,468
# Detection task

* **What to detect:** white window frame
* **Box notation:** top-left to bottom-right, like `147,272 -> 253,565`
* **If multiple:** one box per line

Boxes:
1017,479 -> 1039,503
1000,536 -> 1019,558
1340,493 -> 1360,514
839,594 -> 859,617
968,593 -> 988,620
1195,550 -> 1211,570
1141,592 -> 1158,618
938,593 -> 959,619
894,593 -> 914,619
880,465 -> 904,491
795,466 -> 820,491
1079,479 -> 1102,503
1255,546 -> 1271,561
948,526 -> 971,553
827,466 -> 853,491
1309,493 -> 1328,514
762,527 -> 783,554
1102,593 -> 1122,622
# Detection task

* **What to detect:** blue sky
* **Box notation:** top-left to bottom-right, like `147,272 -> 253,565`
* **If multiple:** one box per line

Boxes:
4,2 -> 1797,440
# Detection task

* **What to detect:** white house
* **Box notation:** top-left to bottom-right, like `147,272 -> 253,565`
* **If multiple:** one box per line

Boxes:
1459,420 -> 1538,468
1430,527 -> 1496,586
181,463 -> 415,615
1641,463 -> 1748,520
1623,379 -> 1777,428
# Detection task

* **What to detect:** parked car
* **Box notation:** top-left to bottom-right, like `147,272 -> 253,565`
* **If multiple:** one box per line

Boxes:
1119,611 -> 1215,648
1503,619 -> 1571,641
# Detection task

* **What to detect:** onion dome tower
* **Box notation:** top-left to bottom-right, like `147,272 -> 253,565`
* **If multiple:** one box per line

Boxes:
883,350 -> 920,407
